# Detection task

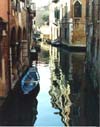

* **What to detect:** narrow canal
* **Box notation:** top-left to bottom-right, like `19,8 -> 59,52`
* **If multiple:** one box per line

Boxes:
0,44 -> 99,126
35,45 -> 99,126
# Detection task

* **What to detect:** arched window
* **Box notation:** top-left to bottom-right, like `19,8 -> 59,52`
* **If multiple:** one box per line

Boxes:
74,1 -> 82,17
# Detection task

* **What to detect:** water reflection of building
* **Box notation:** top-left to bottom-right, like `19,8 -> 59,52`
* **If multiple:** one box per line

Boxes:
49,81 -> 71,126
0,83 -> 40,126
49,47 -> 72,126
49,47 -> 86,126
86,0 -> 100,92
60,49 -> 85,126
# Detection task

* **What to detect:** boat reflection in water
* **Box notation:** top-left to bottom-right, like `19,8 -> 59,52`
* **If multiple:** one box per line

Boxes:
0,80 -> 40,126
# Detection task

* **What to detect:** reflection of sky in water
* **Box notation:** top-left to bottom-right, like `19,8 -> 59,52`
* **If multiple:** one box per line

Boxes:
34,64 -> 64,126
35,46 -> 99,126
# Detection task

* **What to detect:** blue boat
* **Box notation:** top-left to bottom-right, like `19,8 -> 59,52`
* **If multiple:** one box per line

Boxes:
21,67 -> 40,95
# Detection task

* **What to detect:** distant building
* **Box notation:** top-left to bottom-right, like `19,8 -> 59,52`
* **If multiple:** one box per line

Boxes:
49,0 -> 60,40
86,0 -> 100,90
49,0 -> 86,48
40,24 -> 50,41
69,0 -> 86,47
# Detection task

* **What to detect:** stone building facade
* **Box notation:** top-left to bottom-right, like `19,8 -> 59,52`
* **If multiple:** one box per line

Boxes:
0,0 -> 36,97
86,0 -> 100,90
70,0 -> 86,46
0,0 -> 9,97
49,0 -> 86,48
49,0 -> 60,40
